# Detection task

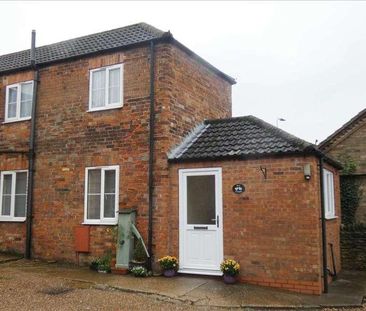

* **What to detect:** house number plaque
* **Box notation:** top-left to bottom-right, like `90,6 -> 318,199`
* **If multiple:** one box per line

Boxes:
232,184 -> 245,194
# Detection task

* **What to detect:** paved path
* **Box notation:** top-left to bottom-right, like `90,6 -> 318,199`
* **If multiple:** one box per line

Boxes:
0,259 -> 365,309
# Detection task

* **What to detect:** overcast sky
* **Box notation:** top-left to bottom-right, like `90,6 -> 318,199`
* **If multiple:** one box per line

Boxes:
1,1 -> 365,143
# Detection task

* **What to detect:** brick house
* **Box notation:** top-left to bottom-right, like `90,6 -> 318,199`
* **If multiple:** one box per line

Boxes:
0,23 -> 340,295
319,109 -> 366,223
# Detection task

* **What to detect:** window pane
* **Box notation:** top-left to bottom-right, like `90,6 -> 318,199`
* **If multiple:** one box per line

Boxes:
104,194 -> 115,218
16,172 -> 27,194
87,195 -> 101,219
2,175 -> 12,195
7,87 -> 17,118
20,83 -> 33,118
1,196 -> 11,216
1,175 -> 12,216
88,169 -> 101,194
14,195 -> 26,217
104,170 -> 116,194
187,175 -> 216,225
91,70 -> 106,108
108,68 -> 120,104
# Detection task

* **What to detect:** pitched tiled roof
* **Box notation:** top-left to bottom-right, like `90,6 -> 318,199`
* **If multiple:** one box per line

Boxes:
0,23 -> 165,74
0,23 -> 236,84
169,116 -> 340,168
319,108 -> 366,151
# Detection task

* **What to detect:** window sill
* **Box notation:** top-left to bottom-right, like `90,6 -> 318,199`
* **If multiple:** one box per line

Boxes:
2,117 -> 31,124
87,105 -> 123,113
325,216 -> 338,221
82,221 -> 118,226
0,217 -> 26,223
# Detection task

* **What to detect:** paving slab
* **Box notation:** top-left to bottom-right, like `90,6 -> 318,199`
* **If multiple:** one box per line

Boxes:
0,260 -> 365,308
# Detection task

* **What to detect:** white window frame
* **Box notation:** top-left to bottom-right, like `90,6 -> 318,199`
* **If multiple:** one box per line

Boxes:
88,64 -> 123,112
323,168 -> 336,219
4,81 -> 34,123
84,165 -> 119,225
0,170 -> 28,222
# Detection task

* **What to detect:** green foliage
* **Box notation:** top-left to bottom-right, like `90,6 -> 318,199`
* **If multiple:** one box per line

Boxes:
130,265 -> 148,277
133,239 -> 147,262
340,156 -> 362,225
158,256 -> 179,271
340,156 -> 357,175
342,222 -> 366,232
91,251 -> 112,272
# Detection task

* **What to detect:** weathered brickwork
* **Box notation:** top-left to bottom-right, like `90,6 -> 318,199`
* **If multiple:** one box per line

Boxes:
169,156 -> 341,294
0,43 -> 232,264
152,44 -> 232,261
321,117 -> 366,223
341,228 -> 366,270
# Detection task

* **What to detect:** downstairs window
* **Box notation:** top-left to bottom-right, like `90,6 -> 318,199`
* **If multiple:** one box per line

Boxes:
84,166 -> 119,225
0,171 -> 28,221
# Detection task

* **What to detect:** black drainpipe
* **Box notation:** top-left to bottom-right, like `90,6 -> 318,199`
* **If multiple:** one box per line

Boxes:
25,30 -> 39,259
319,156 -> 328,293
147,40 -> 155,271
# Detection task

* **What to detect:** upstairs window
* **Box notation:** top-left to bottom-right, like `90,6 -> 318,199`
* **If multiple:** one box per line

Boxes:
84,166 -> 119,225
5,81 -> 33,122
323,169 -> 336,219
0,171 -> 28,222
89,64 -> 123,111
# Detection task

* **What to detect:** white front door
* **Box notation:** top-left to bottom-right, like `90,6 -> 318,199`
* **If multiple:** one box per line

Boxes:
179,168 -> 223,276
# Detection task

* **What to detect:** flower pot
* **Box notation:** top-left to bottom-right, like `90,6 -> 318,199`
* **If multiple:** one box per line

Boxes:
223,274 -> 236,284
163,269 -> 176,277
130,260 -> 147,270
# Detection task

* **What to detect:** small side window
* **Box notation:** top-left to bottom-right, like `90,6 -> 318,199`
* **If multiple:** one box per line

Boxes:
89,64 -> 123,111
5,81 -> 33,122
323,169 -> 335,219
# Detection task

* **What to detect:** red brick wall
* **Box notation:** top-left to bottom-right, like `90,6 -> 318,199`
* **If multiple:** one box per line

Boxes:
0,154 -> 28,253
0,70 -> 32,253
322,163 -> 342,281
147,43 -> 232,262
169,156 -> 340,294
0,42 -> 232,263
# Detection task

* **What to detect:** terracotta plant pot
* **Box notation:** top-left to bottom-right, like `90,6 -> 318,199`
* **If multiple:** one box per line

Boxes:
223,274 -> 236,284
163,269 -> 176,277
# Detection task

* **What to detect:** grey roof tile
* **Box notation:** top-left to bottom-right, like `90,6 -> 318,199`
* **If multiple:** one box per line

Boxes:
169,115 -> 319,162
0,23 -> 165,73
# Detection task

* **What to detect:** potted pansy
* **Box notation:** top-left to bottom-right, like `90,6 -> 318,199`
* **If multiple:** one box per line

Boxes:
220,259 -> 240,284
158,256 -> 178,277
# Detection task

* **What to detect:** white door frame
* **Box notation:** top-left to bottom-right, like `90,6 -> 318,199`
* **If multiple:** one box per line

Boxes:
178,167 -> 223,276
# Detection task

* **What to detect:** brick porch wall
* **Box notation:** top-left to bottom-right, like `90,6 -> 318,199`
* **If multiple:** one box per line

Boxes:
169,156 -> 341,295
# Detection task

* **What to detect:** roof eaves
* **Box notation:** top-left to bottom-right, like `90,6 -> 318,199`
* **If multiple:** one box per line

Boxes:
319,108 -> 366,149
168,150 -> 316,164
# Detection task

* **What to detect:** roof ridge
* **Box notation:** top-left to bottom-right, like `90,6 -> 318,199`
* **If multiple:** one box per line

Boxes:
245,115 -> 313,149
0,23 -> 165,58
205,115 -> 313,149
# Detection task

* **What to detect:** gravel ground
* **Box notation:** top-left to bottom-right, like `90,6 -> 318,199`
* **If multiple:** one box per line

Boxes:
0,266 -> 202,311
0,263 -> 365,311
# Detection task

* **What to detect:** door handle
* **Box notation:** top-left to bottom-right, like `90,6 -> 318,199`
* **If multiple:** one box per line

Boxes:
217,215 -> 219,228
